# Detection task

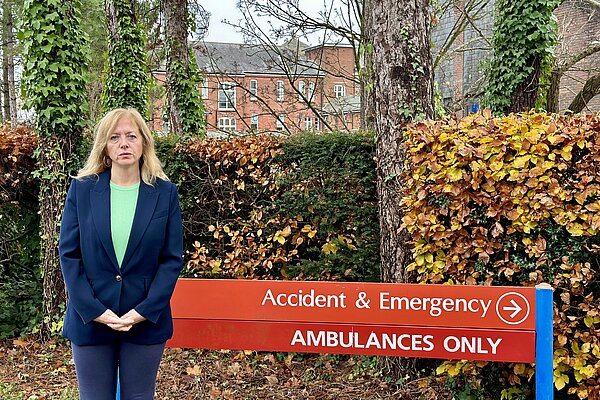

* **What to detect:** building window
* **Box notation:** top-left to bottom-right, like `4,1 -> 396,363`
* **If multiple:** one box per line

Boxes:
333,84 -> 346,98
249,80 -> 258,100
218,117 -> 236,131
307,82 -> 315,102
276,114 -> 285,130
304,116 -> 313,131
218,83 -> 236,110
250,113 -> 259,130
276,80 -> 284,101
314,117 -> 320,131
201,80 -> 209,99
298,80 -> 305,100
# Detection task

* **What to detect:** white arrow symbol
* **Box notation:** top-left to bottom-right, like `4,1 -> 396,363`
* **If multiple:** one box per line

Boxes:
503,300 -> 522,318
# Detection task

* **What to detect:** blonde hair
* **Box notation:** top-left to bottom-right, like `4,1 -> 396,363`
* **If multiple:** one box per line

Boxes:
76,108 -> 168,184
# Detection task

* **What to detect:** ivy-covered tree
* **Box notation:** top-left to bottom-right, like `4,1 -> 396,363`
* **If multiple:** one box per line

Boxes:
484,0 -> 560,114
164,0 -> 206,136
81,0 -> 108,121
102,0 -> 149,117
19,0 -> 89,337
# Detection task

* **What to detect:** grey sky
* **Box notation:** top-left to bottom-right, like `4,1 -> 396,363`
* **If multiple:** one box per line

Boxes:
202,0 -> 346,45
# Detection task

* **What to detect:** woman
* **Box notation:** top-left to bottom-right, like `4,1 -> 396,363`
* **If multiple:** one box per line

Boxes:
59,108 -> 183,399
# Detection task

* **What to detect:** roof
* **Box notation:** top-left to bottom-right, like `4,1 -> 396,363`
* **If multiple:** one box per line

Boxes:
304,42 -> 354,52
321,95 -> 361,115
194,41 -> 323,77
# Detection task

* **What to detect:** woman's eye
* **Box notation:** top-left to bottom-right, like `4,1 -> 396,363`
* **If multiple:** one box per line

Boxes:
110,136 -> 119,142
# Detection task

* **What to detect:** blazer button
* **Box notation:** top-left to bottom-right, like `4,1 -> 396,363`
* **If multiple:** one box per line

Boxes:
115,275 -> 122,282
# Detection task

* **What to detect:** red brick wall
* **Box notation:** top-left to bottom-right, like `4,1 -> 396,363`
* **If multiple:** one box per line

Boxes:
305,45 -> 361,130
305,46 -> 356,98
554,1 -> 600,113
152,72 -> 324,133
203,74 -> 323,133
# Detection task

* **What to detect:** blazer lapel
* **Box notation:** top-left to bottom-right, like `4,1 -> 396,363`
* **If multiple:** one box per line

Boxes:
120,182 -> 159,270
90,170 -> 120,271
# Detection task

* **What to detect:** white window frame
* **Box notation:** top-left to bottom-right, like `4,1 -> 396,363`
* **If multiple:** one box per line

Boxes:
218,117 -> 236,131
276,80 -> 284,102
298,80 -> 305,100
307,82 -> 315,102
333,84 -> 346,98
249,80 -> 258,101
218,82 -> 236,110
314,117 -> 320,131
276,114 -> 285,130
250,113 -> 259,130
304,116 -> 313,131
201,80 -> 209,100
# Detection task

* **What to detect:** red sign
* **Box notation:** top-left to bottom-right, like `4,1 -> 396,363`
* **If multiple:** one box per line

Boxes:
167,279 -> 537,362
170,320 -> 535,362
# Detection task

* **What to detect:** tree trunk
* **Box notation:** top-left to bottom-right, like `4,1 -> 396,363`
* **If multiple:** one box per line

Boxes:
2,0 -> 17,126
105,0 -> 119,47
567,73 -> 600,113
365,0 -> 434,282
545,68 -> 560,113
2,55 -> 8,121
22,0 -> 88,339
510,57 -> 541,113
39,136 -> 75,339
364,0 -> 434,378
164,0 -> 188,135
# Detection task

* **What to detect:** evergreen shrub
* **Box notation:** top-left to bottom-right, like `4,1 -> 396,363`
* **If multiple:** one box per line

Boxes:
167,131 -> 380,281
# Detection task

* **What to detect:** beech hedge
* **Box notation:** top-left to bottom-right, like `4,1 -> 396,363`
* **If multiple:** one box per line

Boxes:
402,111 -> 599,399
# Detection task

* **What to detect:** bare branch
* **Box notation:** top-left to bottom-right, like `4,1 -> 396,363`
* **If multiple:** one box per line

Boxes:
566,72 -> 600,113
583,0 -> 600,9
557,42 -> 600,76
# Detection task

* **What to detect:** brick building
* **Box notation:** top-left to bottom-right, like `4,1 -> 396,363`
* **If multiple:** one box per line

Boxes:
432,0 -> 600,115
152,41 -> 360,134
152,3 -> 599,133
553,1 -> 600,112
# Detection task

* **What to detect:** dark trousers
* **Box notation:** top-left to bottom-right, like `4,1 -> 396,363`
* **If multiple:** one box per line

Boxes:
71,341 -> 165,400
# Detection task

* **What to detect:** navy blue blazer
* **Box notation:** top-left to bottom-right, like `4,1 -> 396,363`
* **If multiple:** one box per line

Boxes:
59,169 -> 183,345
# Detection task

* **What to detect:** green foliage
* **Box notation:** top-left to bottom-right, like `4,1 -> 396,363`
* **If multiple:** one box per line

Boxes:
348,355 -> 383,380
0,280 -> 42,339
484,0 -> 560,114
168,55 -> 207,137
80,0 -> 108,121
0,383 -> 24,400
19,0 -> 89,137
441,375 -> 488,400
102,0 -> 149,117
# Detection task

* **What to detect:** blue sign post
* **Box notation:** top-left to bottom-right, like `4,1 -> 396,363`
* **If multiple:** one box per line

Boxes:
536,284 -> 554,400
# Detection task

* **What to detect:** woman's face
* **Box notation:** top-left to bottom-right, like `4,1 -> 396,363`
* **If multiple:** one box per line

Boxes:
106,116 -> 144,169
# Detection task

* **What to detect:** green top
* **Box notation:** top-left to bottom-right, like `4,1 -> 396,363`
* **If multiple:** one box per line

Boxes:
110,181 -> 140,268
